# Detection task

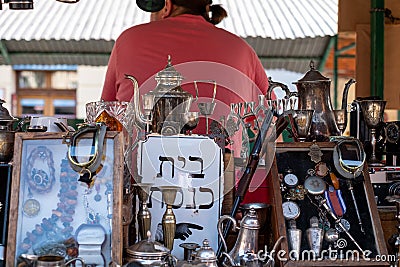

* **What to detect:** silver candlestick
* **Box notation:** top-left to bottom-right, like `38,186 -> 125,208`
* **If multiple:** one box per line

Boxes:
135,183 -> 153,241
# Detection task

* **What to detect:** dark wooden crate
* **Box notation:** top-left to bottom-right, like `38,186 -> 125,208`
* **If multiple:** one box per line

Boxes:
269,142 -> 390,266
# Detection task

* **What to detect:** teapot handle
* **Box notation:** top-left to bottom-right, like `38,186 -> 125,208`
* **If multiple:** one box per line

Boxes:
266,77 -> 295,100
217,215 -> 237,253
193,80 -> 217,103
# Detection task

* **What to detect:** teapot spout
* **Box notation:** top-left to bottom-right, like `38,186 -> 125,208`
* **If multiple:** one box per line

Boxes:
341,79 -> 356,111
125,74 -> 146,130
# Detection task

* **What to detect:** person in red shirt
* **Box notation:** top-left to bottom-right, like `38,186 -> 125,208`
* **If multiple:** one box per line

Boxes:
101,0 -> 273,207
101,0 -> 269,113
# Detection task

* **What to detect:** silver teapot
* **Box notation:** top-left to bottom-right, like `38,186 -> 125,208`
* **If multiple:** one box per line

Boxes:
126,55 -> 198,135
217,209 -> 260,266
124,231 -> 175,267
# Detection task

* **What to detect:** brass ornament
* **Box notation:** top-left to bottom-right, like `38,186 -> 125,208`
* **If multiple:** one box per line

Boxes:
308,142 -> 323,163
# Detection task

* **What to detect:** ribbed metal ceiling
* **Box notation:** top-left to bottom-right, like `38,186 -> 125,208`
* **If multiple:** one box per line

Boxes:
0,0 -> 338,72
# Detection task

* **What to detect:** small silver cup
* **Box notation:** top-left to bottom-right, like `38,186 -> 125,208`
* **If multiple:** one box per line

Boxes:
293,110 -> 314,142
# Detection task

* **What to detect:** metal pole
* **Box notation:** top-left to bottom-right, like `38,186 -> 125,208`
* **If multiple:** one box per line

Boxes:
333,35 -> 339,109
371,0 -> 385,98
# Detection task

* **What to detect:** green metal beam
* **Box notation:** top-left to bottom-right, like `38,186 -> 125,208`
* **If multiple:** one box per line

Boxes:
336,54 -> 356,58
371,0 -> 385,98
258,55 -> 323,61
0,40 -> 11,64
7,51 -> 111,57
335,42 -> 356,54
333,35 -> 339,109
318,35 -> 336,72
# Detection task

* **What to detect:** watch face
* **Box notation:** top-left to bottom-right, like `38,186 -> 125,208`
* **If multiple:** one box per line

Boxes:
282,201 -> 300,220
386,122 -> 400,144
284,173 -> 299,187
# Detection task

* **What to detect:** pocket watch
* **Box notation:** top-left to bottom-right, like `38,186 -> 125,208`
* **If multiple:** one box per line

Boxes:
282,201 -> 300,220
283,170 -> 299,189
304,170 -> 326,195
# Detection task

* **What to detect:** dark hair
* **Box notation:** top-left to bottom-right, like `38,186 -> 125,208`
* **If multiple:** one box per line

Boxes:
171,0 -> 227,25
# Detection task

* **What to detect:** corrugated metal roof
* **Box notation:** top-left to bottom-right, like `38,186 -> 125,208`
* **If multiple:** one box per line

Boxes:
0,0 -> 338,72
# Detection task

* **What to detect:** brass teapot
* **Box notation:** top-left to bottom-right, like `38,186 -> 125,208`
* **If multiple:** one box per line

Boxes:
126,55 -> 198,135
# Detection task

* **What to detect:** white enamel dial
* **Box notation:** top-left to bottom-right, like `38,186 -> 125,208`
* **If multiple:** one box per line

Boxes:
283,173 -> 299,188
282,201 -> 300,220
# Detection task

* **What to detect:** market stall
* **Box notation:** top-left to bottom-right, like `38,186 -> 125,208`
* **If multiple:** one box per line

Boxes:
0,54 -> 396,267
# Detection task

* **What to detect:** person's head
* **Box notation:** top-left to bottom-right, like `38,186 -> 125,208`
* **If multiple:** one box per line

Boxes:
149,0 -> 227,24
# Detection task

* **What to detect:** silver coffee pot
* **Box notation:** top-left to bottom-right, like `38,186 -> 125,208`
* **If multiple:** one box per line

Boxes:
292,62 -> 356,141
266,61 -> 356,141
217,208 -> 260,266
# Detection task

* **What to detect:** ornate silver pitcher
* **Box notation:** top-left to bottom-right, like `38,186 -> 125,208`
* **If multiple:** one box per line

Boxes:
292,62 -> 356,141
217,209 -> 260,266
266,61 -> 355,141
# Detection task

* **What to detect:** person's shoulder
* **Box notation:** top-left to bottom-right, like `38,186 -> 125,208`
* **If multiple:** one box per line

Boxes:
117,21 -> 162,41
213,26 -> 253,49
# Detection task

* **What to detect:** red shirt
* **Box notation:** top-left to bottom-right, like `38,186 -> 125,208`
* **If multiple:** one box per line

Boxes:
101,14 -> 269,114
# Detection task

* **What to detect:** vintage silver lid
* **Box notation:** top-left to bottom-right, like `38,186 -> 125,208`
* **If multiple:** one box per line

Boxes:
195,239 -> 217,262
293,61 -> 330,84
241,209 -> 260,230
126,231 -> 169,258
155,55 -> 184,83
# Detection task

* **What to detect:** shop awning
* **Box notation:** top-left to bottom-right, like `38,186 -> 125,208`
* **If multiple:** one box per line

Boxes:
0,0 -> 338,73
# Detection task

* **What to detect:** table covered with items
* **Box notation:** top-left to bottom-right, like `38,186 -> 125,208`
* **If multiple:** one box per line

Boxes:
0,59 -> 399,267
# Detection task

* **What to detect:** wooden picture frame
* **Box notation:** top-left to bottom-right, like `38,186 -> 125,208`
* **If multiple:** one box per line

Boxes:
6,132 -> 124,266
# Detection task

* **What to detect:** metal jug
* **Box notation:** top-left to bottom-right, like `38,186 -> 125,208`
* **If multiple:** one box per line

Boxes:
126,55 -> 198,135
292,61 -> 356,141
266,61 -> 355,141
217,209 -> 260,266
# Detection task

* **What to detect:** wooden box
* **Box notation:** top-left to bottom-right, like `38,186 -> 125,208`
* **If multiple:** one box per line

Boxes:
269,142 -> 390,266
